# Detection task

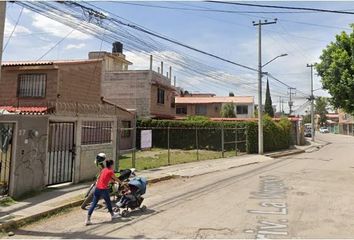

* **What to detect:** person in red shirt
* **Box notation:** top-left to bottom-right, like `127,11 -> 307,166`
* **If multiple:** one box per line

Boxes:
86,159 -> 121,225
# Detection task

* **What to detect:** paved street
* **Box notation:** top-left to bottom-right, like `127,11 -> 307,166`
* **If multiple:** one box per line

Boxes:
6,133 -> 354,239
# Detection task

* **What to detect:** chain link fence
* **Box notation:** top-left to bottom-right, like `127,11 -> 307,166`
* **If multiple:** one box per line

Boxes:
117,126 -> 247,170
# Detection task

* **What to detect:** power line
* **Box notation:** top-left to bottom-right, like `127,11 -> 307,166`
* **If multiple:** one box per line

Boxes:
3,6 -> 24,52
114,1 -> 317,14
207,1 -> 354,15
36,28 -> 76,61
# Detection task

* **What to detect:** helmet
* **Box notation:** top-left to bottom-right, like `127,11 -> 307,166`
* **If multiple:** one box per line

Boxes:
95,153 -> 106,168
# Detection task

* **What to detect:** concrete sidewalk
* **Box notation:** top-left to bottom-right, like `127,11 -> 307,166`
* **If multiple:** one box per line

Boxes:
0,142 -> 323,232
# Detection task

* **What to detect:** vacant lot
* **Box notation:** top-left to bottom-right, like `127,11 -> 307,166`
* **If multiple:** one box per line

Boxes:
119,148 -> 242,170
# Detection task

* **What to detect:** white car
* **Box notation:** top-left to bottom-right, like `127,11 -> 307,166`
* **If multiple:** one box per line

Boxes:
319,127 -> 329,133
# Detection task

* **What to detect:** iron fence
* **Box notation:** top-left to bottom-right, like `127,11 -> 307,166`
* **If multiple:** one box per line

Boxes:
117,126 -> 247,171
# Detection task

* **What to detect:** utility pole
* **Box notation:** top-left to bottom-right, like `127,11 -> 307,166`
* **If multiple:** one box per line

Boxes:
253,19 -> 277,155
307,63 -> 315,141
0,2 -> 6,84
288,87 -> 296,115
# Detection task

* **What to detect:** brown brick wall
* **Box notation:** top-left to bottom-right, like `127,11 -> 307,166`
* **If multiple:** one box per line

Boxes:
150,84 -> 176,117
57,61 -> 102,105
0,66 -> 58,106
103,71 -> 151,116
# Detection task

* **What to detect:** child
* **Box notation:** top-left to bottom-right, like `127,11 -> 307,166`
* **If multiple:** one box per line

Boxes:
86,159 -> 121,225
116,182 -> 138,208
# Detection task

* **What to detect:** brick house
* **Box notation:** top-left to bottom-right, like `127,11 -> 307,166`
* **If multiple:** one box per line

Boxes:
0,59 -> 134,197
175,95 -> 254,118
89,42 -> 178,119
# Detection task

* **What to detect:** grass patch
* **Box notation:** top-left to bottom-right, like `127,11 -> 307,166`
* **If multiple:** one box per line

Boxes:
0,197 -> 17,207
118,148 -> 242,171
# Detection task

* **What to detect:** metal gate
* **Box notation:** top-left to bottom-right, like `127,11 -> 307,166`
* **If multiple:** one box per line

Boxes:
47,122 -> 75,185
0,123 -> 14,195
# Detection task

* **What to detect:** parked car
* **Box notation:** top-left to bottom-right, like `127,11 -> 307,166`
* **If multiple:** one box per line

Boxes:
304,129 -> 312,137
319,127 -> 329,133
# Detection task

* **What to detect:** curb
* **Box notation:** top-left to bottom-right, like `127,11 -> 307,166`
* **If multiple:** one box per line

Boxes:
0,199 -> 83,232
0,175 -> 177,232
265,149 -> 305,158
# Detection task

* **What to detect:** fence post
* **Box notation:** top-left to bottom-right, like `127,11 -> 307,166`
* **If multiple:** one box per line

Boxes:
167,126 -> 170,165
221,122 -> 224,158
196,127 -> 199,161
115,116 -> 120,172
235,126 -> 238,156
132,114 -> 137,168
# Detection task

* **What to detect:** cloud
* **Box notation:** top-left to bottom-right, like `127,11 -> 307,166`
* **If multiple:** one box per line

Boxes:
31,14 -> 91,40
4,19 -> 31,37
65,43 -> 86,50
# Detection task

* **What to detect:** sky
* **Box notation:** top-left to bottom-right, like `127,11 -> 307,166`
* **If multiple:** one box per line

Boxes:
3,1 -> 354,114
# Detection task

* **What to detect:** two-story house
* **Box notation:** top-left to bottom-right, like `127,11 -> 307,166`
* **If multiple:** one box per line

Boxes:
0,57 -> 134,197
175,94 -> 254,118
89,42 -> 178,119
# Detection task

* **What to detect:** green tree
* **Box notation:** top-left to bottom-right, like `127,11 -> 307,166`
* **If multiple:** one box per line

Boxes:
229,92 -> 235,97
315,25 -> 354,114
264,79 -> 274,117
315,97 -> 328,127
220,103 -> 236,118
302,114 -> 311,124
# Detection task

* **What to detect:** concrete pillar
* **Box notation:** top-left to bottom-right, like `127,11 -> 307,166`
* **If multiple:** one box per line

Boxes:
161,61 -> 163,75
0,2 -> 6,84
169,66 -> 172,80
149,55 -> 153,70
74,118 -> 82,183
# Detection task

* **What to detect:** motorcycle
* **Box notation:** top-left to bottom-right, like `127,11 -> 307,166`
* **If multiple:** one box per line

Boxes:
81,168 -> 136,210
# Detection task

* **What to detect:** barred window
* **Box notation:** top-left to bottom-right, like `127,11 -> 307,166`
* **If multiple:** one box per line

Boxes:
121,121 -> 131,138
81,121 -> 112,145
18,74 -> 46,98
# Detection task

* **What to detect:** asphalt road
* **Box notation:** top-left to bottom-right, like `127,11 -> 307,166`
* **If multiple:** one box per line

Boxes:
6,133 -> 354,239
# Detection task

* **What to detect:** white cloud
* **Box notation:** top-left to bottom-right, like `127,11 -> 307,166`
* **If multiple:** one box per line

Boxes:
32,14 -> 91,40
65,43 -> 86,50
4,19 -> 31,37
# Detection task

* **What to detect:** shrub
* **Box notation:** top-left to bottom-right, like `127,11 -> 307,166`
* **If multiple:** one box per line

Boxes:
136,117 -> 292,154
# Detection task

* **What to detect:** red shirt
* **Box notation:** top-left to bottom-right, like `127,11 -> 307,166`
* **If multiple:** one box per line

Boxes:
96,168 -> 114,190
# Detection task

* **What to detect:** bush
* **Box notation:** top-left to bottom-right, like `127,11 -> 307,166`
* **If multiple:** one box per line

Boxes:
137,117 -> 292,154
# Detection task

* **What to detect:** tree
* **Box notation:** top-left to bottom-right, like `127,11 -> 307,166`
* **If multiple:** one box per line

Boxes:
264,79 -> 274,117
315,97 -> 328,127
229,92 -> 235,97
302,114 -> 311,124
220,103 -> 236,118
315,24 -> 354,114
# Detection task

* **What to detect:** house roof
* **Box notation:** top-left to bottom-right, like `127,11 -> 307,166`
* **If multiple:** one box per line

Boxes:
0,106 -> 48,115
2,59 -> 102,67
175,96 -> 254,104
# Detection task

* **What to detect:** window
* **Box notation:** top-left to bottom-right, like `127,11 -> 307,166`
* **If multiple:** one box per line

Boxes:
121,121 -> 131,138
157,88 -> 165,104
18,74 -> 46,98
195,104 -> 207,115
236,105 -> 248,115
81,121 -> 112,145
176,106 -> 187,115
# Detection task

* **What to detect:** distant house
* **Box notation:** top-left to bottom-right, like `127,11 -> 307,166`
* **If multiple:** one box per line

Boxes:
338,109 -> 354,135
175,95 -> 254,118
89,42 -> 178,119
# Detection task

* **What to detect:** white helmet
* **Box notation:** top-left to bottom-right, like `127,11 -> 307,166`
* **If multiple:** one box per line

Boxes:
95,153 -> 106,167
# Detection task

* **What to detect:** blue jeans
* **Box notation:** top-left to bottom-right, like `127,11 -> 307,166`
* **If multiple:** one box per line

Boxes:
88,188 -> 113,216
